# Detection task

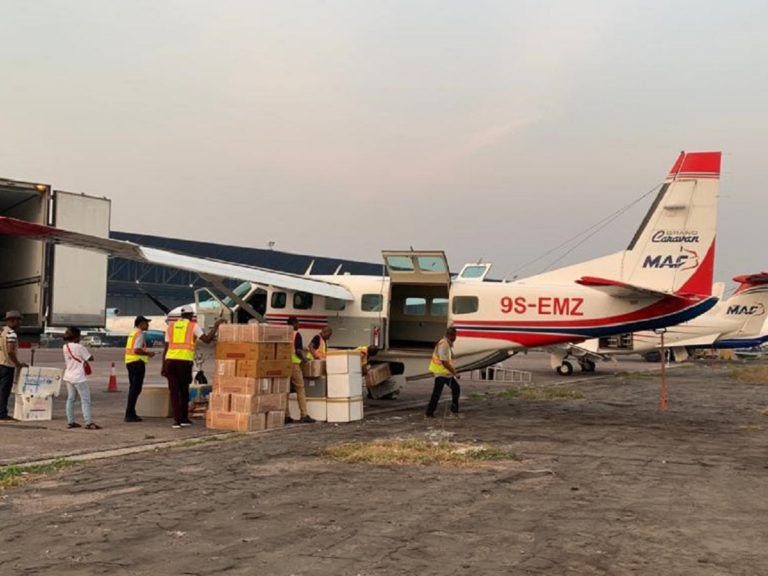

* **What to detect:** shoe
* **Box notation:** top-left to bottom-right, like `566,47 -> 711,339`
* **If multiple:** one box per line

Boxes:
299,415 -> 316,424
172,423 -> 182,429
425,413 -> 435,419
0,415 -> 15,421
284,416 -> 295,424
180,421 -> 193,427
84,423 -> 102,430
67,422 -> 82,429
124,416 -> 143,423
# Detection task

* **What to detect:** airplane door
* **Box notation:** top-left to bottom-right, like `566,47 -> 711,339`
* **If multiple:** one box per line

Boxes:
382,251 -> 451,348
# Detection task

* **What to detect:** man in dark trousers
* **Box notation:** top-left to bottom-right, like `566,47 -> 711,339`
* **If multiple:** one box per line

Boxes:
425,326 -> 461,418
0,311 -> 27,421
162,306 -> 223,429
124,315 -> 155,422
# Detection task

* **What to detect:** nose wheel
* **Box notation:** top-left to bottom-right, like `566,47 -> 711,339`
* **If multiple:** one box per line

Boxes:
556,360 -> 574,376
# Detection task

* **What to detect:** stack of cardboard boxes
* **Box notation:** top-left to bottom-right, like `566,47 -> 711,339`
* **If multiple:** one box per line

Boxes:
206,323 -> 293,432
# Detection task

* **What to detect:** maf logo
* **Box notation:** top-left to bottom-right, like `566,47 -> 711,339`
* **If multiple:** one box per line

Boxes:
727,303 -> 766,316
642,248 -> 699,271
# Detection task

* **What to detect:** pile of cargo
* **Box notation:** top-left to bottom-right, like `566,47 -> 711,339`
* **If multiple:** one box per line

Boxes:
206,323 -> 293,432
12,366 -> 63,421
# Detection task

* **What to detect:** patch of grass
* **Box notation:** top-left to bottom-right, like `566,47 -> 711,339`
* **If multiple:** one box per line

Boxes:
497,387 -> 584,401
468,392 -> 486,400
730,366 -> 768,385
323,438 -> 517,468
0,459 -> 75,490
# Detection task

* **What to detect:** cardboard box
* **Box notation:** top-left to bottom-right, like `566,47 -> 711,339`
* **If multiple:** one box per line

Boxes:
305,376 -> 327,398
271,377 -> 290,394
326,351 -> 363,376
13,395 -> 53,421
302,360 -> 326,378
327,373 -> 363,399
135,385 -> 172,418
266,410 -> 286,429
326,396 -> 364,423
256,359 -> 292,378
274,343 -> 294,362
13,367 -> 63,397
256,324 -> 293,343
208,392 -> 231,412
230,393 -> 287,414
217,324 -> 242,343
214,376 -> 258,395
215,359 -> 237,378
215,342 -> 262,361
307,398 -> 327,422
365,363 -> 392,388
207,410 -> 266,432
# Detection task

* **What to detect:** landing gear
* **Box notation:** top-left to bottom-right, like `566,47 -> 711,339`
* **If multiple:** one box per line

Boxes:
556,361 -> 574,376
579,359 -> 596,372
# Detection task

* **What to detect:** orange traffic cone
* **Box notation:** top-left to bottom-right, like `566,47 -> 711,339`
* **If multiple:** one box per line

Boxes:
106,362 -> 120,392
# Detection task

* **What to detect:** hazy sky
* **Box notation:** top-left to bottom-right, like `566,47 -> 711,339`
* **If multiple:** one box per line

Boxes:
2,1 -> 766,289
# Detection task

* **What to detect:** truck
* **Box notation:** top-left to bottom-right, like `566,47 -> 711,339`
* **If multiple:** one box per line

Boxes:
0,177 -> 111,337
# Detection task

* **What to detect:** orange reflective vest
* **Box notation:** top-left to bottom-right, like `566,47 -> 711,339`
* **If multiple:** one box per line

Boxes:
428,338 -> 452,376
125,328 -> 148,364
310,334 -> 328,359
166,319 -> 196,362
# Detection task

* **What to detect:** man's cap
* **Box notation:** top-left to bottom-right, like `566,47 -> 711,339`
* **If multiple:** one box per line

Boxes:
4,310 -> 22,320
287,316 -> 299,326
134,315 -> 151,327
179,305 -> 194,315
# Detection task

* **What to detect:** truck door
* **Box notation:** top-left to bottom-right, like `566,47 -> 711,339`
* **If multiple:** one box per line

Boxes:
382,250 -> 451,349
48,191 -> 111,327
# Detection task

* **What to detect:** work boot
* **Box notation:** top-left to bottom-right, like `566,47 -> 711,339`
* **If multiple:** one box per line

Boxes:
285,416 -> 295,424
299,415 -> 316,423
124,415 -> 143,423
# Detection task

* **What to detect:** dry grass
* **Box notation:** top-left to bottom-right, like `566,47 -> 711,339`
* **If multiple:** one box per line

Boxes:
730,365 -> 768,385
323,438 -> 517,468
0,459 -> 74,490
498,387 -> 584,401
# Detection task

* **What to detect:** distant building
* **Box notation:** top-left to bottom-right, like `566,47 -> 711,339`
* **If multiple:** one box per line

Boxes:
107,232 -> 383,316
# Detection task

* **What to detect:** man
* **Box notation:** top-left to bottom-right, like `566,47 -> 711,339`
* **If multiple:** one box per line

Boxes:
308,327 -> 333,359
355,344 -> 379,375
124,315 -> 156,422
0,311 -> 27,421
426,327 -> 461,418
163,306 -> 224,429
287,316 -> 315,424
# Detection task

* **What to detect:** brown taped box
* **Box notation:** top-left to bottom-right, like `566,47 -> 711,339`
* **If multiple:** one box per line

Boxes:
266,411 -> 286,429
217,324 -> 241,343
207,410 -> 266,432
230,393 -> 287,414
216,342 -> 262,361
365,363 -> 392,388
214,376 -> 258,395
274,343 -> 293,362
208,392 -> 231,412
302,360 -> 326,378
256,324 -> 293,343
270,377 -> 290,394
236,359 -> 292,379
215,359 -> 237,378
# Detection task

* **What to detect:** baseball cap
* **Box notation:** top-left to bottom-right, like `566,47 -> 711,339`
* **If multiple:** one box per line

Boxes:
4,310 -> 22,320
179,305 -> 194,315
134,315 -> 151,327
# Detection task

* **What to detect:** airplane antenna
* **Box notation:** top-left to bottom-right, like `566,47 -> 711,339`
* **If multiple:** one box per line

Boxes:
333,264 -> 343,275
304,260 -> 315,276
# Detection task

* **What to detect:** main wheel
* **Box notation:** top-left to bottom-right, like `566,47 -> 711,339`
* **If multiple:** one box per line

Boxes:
580,359 -> 596,372
556,361 -> 574,376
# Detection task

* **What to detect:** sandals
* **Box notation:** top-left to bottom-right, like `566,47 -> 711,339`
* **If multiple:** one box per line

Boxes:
84,423 -> 102,430
67,422 -> 82,429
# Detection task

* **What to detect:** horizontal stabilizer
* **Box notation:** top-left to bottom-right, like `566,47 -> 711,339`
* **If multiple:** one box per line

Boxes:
575,276 -> 690,301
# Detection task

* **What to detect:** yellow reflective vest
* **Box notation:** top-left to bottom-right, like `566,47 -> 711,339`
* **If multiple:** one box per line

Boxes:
166,319 -> 196,362
291,331 -> 303,365
428,338 -> 452,376
125,328 -> 148,364
310,335 -> 328,359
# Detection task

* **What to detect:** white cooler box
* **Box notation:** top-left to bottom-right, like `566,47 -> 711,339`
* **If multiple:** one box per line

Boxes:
13,395 -> 53,421
327,373 -> 363,398
326,352 -> 362,375
326,396 -> 363,423
13,367 -> 63,397
289,394 -> 327,422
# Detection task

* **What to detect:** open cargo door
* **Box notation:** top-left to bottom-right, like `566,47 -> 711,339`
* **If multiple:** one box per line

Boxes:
48,191 -> 110,327
382,250 -> 451,349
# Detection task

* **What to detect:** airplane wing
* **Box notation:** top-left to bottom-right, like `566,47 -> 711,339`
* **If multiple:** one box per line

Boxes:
0,216 -> 354,301
575,276 -> 697,301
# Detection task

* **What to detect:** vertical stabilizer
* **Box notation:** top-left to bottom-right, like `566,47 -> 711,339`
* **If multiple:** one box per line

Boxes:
724,273 -> 768,335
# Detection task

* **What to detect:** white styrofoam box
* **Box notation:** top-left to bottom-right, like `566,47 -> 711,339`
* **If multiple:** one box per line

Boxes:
325,352 -> 362,376
327,373 -> 363,399
135,386 -> 172,418
13,395 -> 53,421
307,398 -> 327,422
288,393 -> 300,420
13,367 -> 63,397
326,396 -> 364,423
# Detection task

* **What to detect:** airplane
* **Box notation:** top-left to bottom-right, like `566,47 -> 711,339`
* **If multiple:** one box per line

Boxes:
0,150 -> 722,386
566,273 -> 768,365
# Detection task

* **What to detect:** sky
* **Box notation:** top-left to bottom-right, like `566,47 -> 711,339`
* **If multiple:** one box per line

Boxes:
1,0 -> 767,289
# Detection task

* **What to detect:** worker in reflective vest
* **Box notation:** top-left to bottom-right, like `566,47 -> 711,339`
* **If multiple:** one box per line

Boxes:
124,315 -> 156,422
162,306 -> 224,429
426,326 -> 461,418
287,316 -> 315,424
355,344 -> 379,375
308,327 -> 332,360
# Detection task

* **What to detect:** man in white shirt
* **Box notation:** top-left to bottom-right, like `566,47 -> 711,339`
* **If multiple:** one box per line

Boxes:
0,310 -> 27,421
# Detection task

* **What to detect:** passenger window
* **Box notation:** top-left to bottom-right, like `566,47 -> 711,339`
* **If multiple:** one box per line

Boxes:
271,292 -> 287,309
404,297 -> 427,316
325,297 -> 346,311
294,292 -> 314,310
452,296 -> 479,314
362,294 -> 383,312
431,298 -> 449,317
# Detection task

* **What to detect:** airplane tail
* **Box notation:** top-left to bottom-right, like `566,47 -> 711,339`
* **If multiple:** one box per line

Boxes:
620,151 -> 720,296
723,273 -> 768,335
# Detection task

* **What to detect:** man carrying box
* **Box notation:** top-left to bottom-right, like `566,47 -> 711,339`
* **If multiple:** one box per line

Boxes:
287,316 -> 315,424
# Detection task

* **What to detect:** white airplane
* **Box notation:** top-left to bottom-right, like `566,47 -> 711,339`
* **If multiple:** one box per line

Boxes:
569,273 -> 768,365
0,151 -> 722,382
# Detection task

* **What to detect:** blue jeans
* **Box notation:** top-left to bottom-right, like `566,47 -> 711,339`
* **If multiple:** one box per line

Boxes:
65,381 -> 92,425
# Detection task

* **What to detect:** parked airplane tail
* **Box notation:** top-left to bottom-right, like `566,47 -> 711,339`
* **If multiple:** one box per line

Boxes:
620,151 -> 720,296
725,273 -> 768,335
